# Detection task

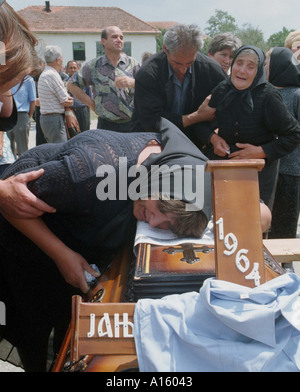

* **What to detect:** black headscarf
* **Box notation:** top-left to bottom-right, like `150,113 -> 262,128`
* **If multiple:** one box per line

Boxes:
210,45 -> 267,113
269,47 -> 300,87
139,118 -> 212,221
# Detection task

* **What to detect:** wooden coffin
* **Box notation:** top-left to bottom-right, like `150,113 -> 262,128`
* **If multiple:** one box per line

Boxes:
52,245 -> 138,373
128,242 -> 284,302
128,242 -> 215,301
53,159 -> 286,372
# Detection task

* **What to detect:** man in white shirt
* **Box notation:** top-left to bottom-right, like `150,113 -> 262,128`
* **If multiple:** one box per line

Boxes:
38,46 -> 73,143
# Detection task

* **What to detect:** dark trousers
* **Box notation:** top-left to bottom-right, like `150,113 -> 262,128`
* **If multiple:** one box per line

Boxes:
257,159 -> 279,211
269,173 -> 300,238
7,112 -> 30,157
35,106 -> 47,146
73,106 -> 90,132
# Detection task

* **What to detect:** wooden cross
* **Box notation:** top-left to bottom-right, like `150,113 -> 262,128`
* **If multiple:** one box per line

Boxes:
206,160 -> 266,288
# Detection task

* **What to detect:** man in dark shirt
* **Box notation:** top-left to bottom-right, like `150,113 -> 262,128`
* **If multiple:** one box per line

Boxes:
131,24 -> 227,146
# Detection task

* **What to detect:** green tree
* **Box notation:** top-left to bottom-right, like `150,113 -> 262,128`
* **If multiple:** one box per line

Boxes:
205,9 -> 238,37
156,28 -> 166,52
267,27 -> 294,48
200,37 -> 211,55
236,24 -> 268,52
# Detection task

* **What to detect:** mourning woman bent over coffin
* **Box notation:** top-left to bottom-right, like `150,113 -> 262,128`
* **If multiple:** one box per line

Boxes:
0,118 -> 212,371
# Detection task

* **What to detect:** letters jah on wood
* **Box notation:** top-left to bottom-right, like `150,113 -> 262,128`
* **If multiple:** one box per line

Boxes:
87,312 -> 134,338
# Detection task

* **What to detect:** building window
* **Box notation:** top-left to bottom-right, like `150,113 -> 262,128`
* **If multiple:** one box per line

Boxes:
123,42 -> 132,56
96,42 -> 105,57
96,42 -> 132,57
73,42 -> 86,61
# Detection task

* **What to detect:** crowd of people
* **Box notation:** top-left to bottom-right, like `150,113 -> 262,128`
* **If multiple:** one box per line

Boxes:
0,0 -> 300,372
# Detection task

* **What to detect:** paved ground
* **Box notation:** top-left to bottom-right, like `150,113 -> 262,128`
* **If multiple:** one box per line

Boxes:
0,360 -> 23,372
1,123 -> 300,372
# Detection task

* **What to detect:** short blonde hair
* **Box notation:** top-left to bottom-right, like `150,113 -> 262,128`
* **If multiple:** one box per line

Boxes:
285,29 -> 300,49
0,3 -> 40,86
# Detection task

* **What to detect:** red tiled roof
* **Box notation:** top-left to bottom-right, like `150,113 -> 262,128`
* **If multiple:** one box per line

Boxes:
148,21 -> 180,30
18,6 -> 160,34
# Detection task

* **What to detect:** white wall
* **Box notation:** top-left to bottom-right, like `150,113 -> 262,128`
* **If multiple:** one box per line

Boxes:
127,34 -> 157,62
35,32 -> 157,65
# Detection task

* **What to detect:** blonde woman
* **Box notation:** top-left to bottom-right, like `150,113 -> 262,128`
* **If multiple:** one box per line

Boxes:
0,1 -> 55,218
285,29 -> 300,59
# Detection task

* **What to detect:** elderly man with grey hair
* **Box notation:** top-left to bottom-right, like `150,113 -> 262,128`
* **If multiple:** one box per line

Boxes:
38,45 -> 73,143
131,24 -> 227,149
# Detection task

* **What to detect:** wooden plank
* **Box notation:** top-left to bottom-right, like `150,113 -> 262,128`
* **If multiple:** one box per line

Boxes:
263,239 -> 300,263
71,297 -> 136,362
207,160 -> 266,287
53,246 -> 135,372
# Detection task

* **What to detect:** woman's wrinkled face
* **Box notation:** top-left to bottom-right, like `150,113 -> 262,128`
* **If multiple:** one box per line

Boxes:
133,199 -> 177,230
231,54 -> 258,90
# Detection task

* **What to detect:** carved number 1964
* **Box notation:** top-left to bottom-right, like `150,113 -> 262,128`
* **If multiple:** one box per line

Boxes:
216,217 -> 261,286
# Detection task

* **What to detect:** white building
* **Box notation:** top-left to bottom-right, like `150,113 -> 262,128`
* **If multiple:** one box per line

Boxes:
18,2 -> 160,65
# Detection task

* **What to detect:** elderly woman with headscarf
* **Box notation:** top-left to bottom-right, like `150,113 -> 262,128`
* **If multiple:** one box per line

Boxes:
265,47 -> 300,247
198,45 -> 300,209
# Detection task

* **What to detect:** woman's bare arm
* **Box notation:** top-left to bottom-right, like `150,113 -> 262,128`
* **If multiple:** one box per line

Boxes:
3,214 -> 100,293
0,91 -> 13,118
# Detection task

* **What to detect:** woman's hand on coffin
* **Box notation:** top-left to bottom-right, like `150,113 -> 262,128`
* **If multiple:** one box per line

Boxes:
55,249 -> 100,294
